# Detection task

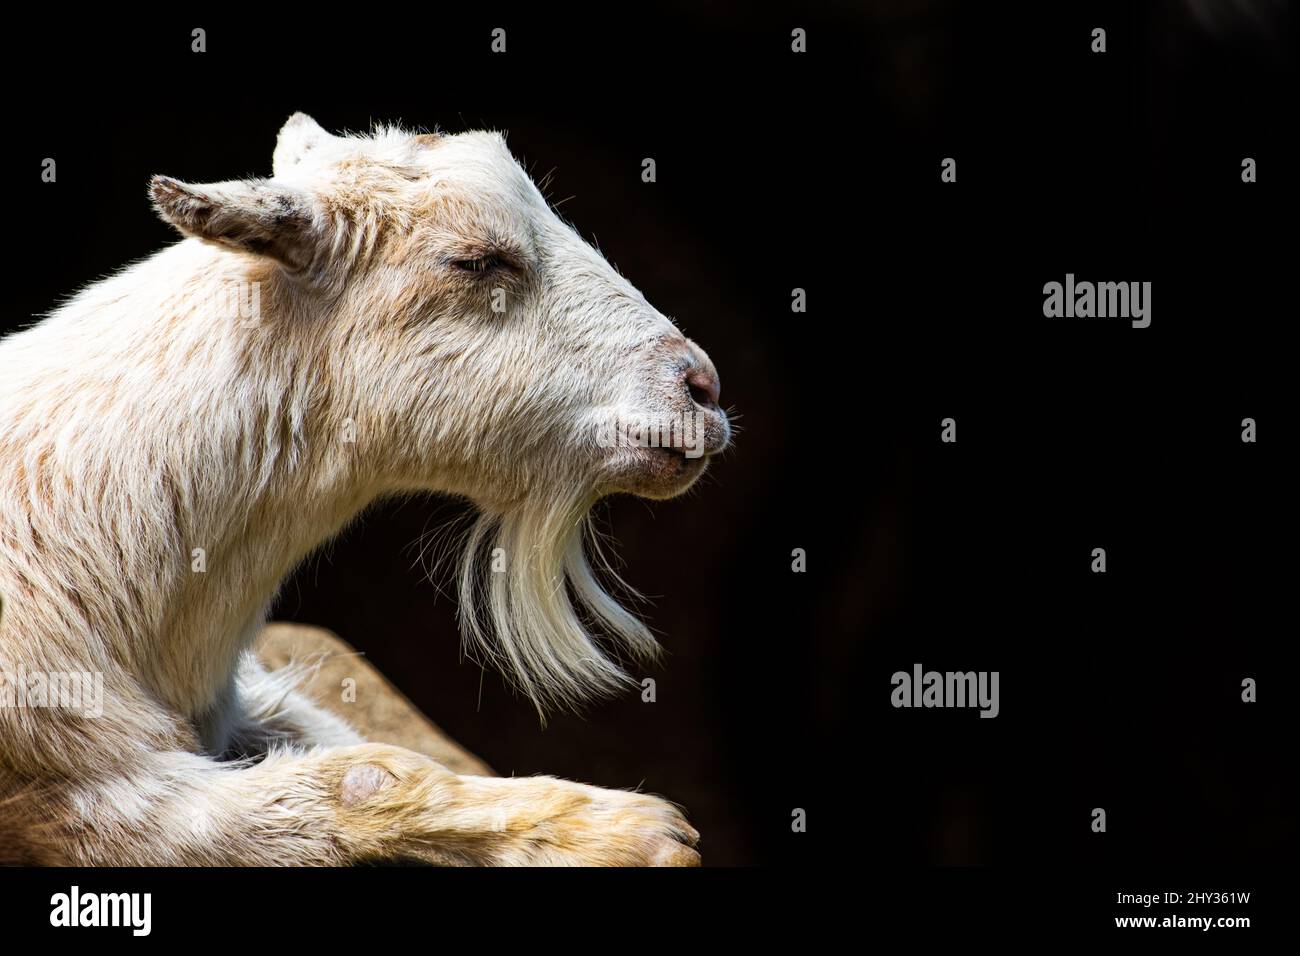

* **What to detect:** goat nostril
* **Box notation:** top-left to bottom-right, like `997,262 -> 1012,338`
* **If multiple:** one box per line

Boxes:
685,368 -> 720,408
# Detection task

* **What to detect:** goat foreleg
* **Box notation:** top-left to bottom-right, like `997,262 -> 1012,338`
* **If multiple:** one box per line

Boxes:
34,745 -> 701,866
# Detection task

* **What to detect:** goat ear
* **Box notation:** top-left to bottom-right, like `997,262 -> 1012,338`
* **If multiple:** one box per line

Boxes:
149,175 -> 318,272
273,112 -> 335,176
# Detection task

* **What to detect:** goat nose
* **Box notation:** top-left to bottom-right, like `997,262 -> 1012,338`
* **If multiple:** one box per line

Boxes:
685,367 -> 720,408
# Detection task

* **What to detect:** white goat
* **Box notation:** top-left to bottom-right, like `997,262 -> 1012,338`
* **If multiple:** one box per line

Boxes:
0,114 -> 729,865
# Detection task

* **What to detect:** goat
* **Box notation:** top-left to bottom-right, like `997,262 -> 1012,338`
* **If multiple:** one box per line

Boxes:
0,114 -> 729,865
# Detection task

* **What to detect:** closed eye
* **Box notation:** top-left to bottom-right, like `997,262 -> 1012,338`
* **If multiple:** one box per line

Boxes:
451,252 -> 514,275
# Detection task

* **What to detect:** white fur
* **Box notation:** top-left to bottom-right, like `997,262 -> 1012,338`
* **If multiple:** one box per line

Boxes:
0,116 -> 726,864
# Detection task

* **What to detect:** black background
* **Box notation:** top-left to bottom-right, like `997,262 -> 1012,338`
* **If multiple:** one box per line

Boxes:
6,0 -> 1294,884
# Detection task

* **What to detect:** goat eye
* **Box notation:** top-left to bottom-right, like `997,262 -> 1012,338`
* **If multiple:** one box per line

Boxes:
451,253 -> 506,274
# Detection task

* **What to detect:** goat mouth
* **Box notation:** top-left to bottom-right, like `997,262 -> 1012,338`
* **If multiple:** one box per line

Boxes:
642,443 -> 710,480
603,443 -> 710,499
648,444 -> 707,465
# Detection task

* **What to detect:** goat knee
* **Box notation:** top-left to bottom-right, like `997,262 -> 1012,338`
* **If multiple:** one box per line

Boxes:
340,763 -> 397,807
